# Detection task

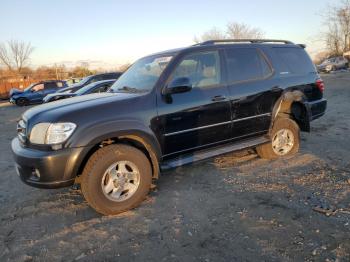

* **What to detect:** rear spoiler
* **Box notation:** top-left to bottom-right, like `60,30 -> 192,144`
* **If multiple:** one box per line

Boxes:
298,44 -> 306,49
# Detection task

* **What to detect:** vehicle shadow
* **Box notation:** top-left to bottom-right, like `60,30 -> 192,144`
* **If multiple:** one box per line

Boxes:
0,101 -> 14,108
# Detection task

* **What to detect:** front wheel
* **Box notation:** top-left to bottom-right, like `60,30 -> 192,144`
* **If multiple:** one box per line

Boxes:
16,98 -> 29,106
256,118 -> 300,159
81,144 -> 152,215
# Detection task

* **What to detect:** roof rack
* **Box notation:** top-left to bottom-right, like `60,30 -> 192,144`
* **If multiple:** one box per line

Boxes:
195,39 -> 294,46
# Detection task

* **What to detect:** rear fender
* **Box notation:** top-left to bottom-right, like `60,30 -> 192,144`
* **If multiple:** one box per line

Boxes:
270,90 -> 310,133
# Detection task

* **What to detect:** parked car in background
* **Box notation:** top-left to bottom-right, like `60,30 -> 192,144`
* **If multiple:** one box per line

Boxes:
62,72 -> 122,93
9,80 -> 67,106
317,56 -> 349,73
43,79 -> 116,103
11,39 -> 327,215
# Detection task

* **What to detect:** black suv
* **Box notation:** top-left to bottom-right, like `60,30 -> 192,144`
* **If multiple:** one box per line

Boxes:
12,39 -> 327,215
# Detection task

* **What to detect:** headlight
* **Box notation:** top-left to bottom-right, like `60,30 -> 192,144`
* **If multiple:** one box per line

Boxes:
325,65 -> 333,71
29,122 -> 76,145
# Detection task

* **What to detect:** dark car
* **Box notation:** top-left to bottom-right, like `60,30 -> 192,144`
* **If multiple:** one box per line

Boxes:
12,39 -> 327,215
9,80 -> 67,106
43,79 -> 116,103
61,72 -> 122,93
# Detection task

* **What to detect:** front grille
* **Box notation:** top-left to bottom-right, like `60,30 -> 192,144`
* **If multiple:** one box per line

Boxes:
17,119 -> 27,143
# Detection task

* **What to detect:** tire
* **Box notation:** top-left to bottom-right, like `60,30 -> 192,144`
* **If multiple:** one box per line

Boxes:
256,117 -> 300,160
16,98 -> 29,106
81,144 -> 152,215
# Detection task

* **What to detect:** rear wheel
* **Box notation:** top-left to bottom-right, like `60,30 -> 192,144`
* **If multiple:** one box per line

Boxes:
16,98 -> 29,106
256,118 -> 300,159
81,144 -> 152,215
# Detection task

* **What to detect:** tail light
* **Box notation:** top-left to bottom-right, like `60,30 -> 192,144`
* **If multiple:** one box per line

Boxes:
316,79 -> 325,92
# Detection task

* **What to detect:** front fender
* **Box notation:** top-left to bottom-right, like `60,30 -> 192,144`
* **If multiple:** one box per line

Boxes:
66,119 -> 162,160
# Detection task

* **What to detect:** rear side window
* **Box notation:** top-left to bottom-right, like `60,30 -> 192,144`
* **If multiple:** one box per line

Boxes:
225,48 -> 272,83
273,47 -> 316,75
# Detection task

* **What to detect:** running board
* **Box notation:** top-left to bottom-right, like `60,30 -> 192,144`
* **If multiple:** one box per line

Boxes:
160,136 -> 269,170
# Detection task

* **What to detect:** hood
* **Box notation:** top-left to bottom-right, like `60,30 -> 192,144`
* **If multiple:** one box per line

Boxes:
22,92 -> 142,124
9,88 -> 23,96
44,92 -> 77,102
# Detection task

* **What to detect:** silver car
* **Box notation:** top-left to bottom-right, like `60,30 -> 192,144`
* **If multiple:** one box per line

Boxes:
317,56 -> 349,72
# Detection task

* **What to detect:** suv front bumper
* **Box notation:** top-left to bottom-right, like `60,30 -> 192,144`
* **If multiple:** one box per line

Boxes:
11,138 -> 89,189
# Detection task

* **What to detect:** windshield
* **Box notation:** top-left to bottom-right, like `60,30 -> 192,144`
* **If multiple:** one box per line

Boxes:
24,83 -> 35,91
110,55 -> 173,93
68,76 -> 91,87
75,82 -> 100,95
323,58 -> 335,64
78,76 -> 92,85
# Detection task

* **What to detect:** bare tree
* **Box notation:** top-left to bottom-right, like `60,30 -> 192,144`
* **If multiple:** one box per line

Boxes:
226,22 -> 265,39
194,22 -> 265,43
338,1 -> 350,51
194,27 -> 226,43
322,0 -> 350,56
0,40 -> 34,73
326,22 -> 343,56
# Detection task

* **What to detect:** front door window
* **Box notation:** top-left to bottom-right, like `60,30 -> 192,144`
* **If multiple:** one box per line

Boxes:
169,51 -> 221,89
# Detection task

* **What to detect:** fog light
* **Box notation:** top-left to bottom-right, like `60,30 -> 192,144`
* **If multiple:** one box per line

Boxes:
31,168 -> 41,180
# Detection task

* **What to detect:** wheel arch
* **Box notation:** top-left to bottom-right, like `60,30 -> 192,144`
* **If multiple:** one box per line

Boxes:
15,96 -> 29,105
270,90 -> 310,133
76,131 -> 161,180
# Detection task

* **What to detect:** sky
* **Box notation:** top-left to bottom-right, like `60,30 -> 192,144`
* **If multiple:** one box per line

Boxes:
0,0 -> 336,69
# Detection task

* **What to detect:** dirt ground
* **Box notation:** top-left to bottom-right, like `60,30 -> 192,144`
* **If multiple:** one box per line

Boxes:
0,73 -> 349,262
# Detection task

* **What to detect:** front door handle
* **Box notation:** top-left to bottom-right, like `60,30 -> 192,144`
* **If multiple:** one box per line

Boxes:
212,95 -> 227,102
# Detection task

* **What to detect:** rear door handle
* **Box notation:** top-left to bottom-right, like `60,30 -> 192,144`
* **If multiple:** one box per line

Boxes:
212,95 -> 227,102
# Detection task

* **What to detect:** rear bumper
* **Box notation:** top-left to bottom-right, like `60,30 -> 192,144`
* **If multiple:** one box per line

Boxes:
306,98 -> 327,121
11,138 -> 89,189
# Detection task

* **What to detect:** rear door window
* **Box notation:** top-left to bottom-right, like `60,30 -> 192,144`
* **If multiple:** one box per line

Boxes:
273,47 -> 316,75
225,48 -> 272,83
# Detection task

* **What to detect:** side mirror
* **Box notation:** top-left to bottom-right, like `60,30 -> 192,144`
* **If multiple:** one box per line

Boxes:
165,77 -> 192,95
